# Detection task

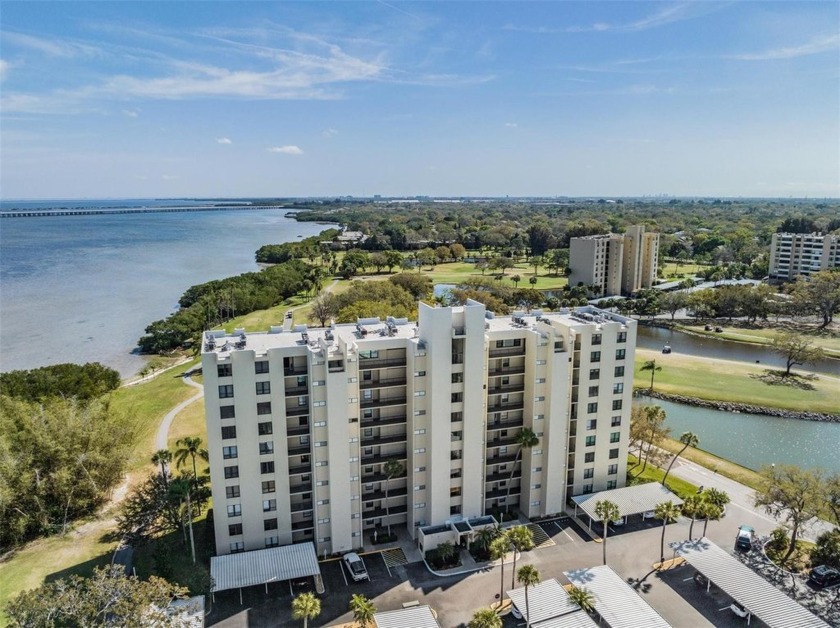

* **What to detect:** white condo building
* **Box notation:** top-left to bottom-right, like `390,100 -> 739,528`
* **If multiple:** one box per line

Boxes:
769,232 -> 840,280
569,226 -> 660,296
201,301 -> 636,557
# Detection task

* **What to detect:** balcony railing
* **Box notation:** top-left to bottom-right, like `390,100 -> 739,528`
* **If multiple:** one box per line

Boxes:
486,435 -> 520,448
485,470 -> 520,483
488,365 -> 526,376
359,357 -> 407,370
362,504 -> 408,519
361,486 -> 408,501
291,520 -> 314,531
486,453 -> 518,466
286,424 -> 310,437
359,377 -> 407,390
487,401 -> 524,413
487,383 -> 525,395
360,415 -> 407,428
485,486 -> 521,500
288,464 -> 311,476
486,418 -> 524,431
285,385 -> 308,396
290,501 -> 313,512
284,366 -> 308,376
360,433 -> 407,447
287,444 -> 311,456
289,482 -> 312,494
286,406 -> 310,417
360,397 -> 407,409
489,346 -> 526,358
360,450 -> 407,465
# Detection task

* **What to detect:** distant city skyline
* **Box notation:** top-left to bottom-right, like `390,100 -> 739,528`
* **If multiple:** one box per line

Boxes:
2,1 -> 838,199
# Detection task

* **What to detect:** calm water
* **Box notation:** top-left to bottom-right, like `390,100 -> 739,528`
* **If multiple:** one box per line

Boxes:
636,396 -> 839,474
0,202 -> 333,376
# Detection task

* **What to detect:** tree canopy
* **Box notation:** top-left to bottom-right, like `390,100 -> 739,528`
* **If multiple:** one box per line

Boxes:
0,362 -> 120,403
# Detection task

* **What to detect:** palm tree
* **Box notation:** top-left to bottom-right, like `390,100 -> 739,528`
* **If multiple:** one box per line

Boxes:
517,565 -> 540,628
567,585 -> 595,613
594,500 -> 620,565
640,359 -> 662,392
505,428 -> 540,513
702,487 -> 730,511
701,502 -> 723,537
654,501 -> 683,564
435,541 -> 458,567
174,436 -> 209,485
151,449 -> 172,486
662,432 -> 699,487
511,274 -> 521,287
681,494 -> 705,540
168,477 -> 196,564
382,459 -> 404,536
468,608 -> 502,628
489,536 -> 510,602
292,592 -> 321,628
506,526 -> 534,589
349,593 -> 376,628
473,526 -> 500,558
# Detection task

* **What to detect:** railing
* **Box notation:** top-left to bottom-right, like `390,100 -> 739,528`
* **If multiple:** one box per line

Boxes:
489,346 -> 526,358
290,501 -> 313,512
288,464 -> 311,476
486,453 -> 518,465
287,444 -> 311,456
360,397 -> 407,409
361,415 -> 407,428
360,433 -> 407,446
487,401 -> 524,413
286,406 -> 310,417
362,504 -> 408,519
285,385 -> 308,396
360,486 -> 408,501
485,486 -> 521,499
289,482 -> 313,494
287,425 -> 310,437
486,418 -> 524,431
487,383 -> 525,395
486,435 -> 520,448
284,366 -> 308,376
358,357 -> 407,370
485,470 -> 520,483
488,365 -> 526,376
359,377 -> 407,390
291,520 -> 314,531
360,450 -> 407,465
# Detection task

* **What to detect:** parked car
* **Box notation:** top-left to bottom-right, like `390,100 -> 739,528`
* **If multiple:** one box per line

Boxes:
735,525 -> 754,551
343,552 -> 369,582
642,510 -> 655,519
730,602 -> 749,618
511,605 -> 523,620
808,565 -> 840,590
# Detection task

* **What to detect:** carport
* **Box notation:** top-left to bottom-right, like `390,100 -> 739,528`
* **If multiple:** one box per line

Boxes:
571,483 -> 683,529
673,538 -> 829,628
374,604 -> 441,628
210,543 -> 324,605
507,578 -> 596,627
564,565 -> 671,627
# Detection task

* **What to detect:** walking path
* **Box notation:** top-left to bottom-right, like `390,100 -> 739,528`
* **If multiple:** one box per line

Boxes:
155,371 -> 204,451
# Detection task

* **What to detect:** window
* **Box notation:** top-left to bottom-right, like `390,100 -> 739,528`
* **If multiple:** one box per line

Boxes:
451,372 -> 463,383
589,368 -> 600,379
221,425 -> 237,440
414,410 -> 426,416
451,431 -> 462,441
607,480 -> 618,490
609,448 -> 619,459
220,405 -> 235,419
217,364 -> 232,377
415,371 -> 426,377
262,499 -> 277,512
615,349 -> 626,360
535,396 -> 545,402
451,412 -> 463,422
613,383 -> 624,394
584,452 -> 595,463
261,461 -> 275,474
608,464 -> 618,475
611,416 -> 621,427
583,484 -> 594,494
230,541 -> 245,553
256,381 -> 271,395
450,469 -> 462,479
224,465 -> 239,479
298,396 -> 308,406
614,366 -> 625,378
227,504 -> 242,517
612,399 -> 623,411
450,487 -> 462,497
591,351 -> 601,363
262,481 -> 275,494
583,468 -> 594,479
313,400 -> 326,407
610,431 -> 620,443
451,392 -> 463,402
414,428 -> 426,435
414,390 -> 426,397
592,333 -> 602,346
257,402 -> 272,415
226,485 -> 240,499
586,419 -> 597,430
261,518 -> 278,531
223,446 -> 238,460
258,421 -> 273,435
218,385 -> 234,399
585,436 -> 596,447
228,523 -> 242,536
588,386 -> 599,397
259,441 -> 274,455
255,361 -> 269,374
587,402 -> 598,414
617,332 -> 627,343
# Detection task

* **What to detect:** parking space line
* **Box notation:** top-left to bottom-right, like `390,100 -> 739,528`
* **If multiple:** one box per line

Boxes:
382,554 -> 392,578
339,560 -> 348,587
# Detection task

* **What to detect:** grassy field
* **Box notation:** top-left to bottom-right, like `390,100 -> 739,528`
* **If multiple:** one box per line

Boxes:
627,454 -> 698,500
658,436 -> 764,490
634,348 -> 840,415
660,260 -> 712,280
676,323 -> 840,358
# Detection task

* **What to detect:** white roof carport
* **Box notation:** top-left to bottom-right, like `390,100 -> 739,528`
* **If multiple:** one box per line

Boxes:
507,578 -> 584,626
571,483 -> 683,526
564,565 -> 671,628
374,605 -> 440,628
210,543 -> 323,604
674,538 -> 829,628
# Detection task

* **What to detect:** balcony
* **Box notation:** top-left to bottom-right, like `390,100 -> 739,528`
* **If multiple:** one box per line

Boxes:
485,470 -> 520,483
361,433 -> 407,447
486,453 -> 518,466
360,396 -> 407,409
286,406 -> 310,417
361,415 -> 407,428
485,486 -> 521,500
361,486 -> 408,501
362,504 -> 408,519
285,385 -> 308,396
486,418 -> 524,431
289,482 -> 312,494
287,424 -> 310,437
359,377 -> 407,390
361,450 -> 407,465
359,357 -> 407,370
488,364 -> 526,376
290,501 -> 313,512
284,365 -> 308,376
487,401 -> 524,413
287,444 -> 311,456
487,383 -> 525,395
291,520 -> 314,531
486,435 -> 520,448
489,346 -> 526,358
360,470 -> 407,483
288,464 -> 311,476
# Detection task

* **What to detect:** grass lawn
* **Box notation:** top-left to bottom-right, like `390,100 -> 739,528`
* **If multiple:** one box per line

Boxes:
627,454 -> 698,500
167,396 -> 209,477
676,323 -> 840,358
660,261 -> 711,280
657,436 -> 764,491
634,348 -> 840,415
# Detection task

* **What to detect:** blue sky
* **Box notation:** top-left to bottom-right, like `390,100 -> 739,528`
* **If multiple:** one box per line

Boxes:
1,1 -> 838,199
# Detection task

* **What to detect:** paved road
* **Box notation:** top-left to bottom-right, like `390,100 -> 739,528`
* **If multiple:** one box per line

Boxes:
154,372 -> 204,451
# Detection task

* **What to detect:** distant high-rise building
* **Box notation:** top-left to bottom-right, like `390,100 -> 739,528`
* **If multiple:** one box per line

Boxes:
769,232 -> 840,280
201,301 -> 636,557
569,226 -> 659,296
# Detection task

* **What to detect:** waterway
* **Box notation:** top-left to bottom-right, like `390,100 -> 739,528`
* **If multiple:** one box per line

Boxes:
636,396 -> 839,475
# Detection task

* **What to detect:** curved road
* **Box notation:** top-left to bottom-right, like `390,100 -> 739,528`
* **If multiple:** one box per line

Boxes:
155,371 -> 204,451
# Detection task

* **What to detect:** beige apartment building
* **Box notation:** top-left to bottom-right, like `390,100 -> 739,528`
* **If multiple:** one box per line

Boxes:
769,232 -> 840,280
201,301 -> 636,557
569,226 -> 659,296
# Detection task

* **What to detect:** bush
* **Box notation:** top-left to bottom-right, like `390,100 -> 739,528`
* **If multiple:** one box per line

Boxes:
810,530 -> 840,570
426,544 -> 461,570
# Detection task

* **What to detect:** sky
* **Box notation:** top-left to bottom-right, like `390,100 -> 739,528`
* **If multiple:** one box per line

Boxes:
1,1 -> 838,199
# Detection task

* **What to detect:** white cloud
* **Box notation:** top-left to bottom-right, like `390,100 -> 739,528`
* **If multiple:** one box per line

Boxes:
122,109 -> 139,117
1,31 -> 102,57
322,128 -> 339,138
727,33 -> 840,61
216,137 -> 232,144
0,59 -> 10,81
267,145 -> 303,155
505,122 -> 518,128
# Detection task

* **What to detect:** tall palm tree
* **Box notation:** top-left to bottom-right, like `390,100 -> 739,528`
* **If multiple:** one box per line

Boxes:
681,494 -> 705,540
349,593 -> 376,628
567,585 -> 595,613
640,359 -> 662,392
382,459 -> 404,536
292,592 -> 321,628
701,502 -> 723,537
654,501 -> 683,563
468,608 -> 502,628
505,428 -> 540,513
174,436 -> 209,485
489,536 -> 510,602
662,431 -> 699,487
594,500 -> 620,565
168,477 -> 195,564
641,405 -> 668,473
506,526 -> 534,589
517,565 -> 540,628
151,449 -> 172,486
474,526 -> 500,558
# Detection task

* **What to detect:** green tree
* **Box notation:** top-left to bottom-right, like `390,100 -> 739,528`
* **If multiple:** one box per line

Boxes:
292,592 -> 321,628
654,501 -> 682,563
770,332 -> 825,376
173,436 -> 208,487
567,585 -> 595,613
505,428 -> 539,509
754,464 -> 825,564
308,292 -> 338,327
702,487 -> 730,510
468,608 -> 502,628
4,565 -> 189,627
489,535 -> 510,602
369,252 -> 388,274
349,593 -> 376,628
658,291 -> 689,321
594,500 -> 620,565
384,250 -> 404,273
506,526 -> 535,589
662,431 -> 699,487
638,405 -> 670,473
450,243 -> 467,261
681,494 -> 705,540
167,477 -> 196,564
640,359 -> 662,392
383,459 -> 404,536
435,540 -> 457,567
511,274 -> 521,288
791,269 -> 840,327
700,501 -> 723,537
517,565 -> 541,628
0,362 -> 121,403
810,529 -> 840,570
151,449 -> 172,486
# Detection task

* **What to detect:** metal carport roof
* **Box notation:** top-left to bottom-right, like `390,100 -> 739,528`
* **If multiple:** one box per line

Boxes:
533,612 -> 598,628
507,578 -> 580,625
564,565 -> 671,628
210,543 -> 320,593
571,483 -> 683,521
674,538 -> 829,628
374,605 -> 440,628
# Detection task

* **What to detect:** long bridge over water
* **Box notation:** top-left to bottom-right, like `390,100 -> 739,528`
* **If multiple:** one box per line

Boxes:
0,205 -> 292,218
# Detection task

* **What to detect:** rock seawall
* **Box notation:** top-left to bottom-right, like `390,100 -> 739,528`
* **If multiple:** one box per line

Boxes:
636,389 -> 840,423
